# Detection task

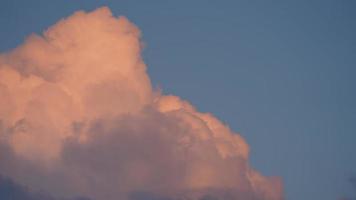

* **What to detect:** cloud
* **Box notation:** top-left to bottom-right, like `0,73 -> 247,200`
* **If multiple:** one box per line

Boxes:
0,175 -> 92,200
0,7 -> 283,200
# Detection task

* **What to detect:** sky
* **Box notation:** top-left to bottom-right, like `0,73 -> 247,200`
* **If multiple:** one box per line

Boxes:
0,1 -> 355,200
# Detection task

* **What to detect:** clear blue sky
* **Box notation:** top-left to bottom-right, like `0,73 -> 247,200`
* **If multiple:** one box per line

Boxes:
0,1 -> 355,200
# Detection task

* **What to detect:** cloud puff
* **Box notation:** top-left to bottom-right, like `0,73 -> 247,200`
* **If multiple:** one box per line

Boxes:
0,7 -> 283,200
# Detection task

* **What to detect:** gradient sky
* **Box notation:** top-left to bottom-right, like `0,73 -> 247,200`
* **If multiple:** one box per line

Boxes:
0,1 -> 355,200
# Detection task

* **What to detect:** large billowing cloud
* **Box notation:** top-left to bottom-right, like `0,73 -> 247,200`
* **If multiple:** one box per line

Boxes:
0,7 -> 283,200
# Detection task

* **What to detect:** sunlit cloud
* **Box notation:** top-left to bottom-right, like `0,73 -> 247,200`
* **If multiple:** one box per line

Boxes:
0,7 -> 283,200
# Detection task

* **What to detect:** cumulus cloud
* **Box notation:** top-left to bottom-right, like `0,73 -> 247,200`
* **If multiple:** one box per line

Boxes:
0,7 -> 283,200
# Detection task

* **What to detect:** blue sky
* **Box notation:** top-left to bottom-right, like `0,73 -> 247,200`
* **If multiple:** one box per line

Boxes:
0,1 -> 355,200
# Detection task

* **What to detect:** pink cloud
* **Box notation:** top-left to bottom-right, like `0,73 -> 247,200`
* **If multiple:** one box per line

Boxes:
0,7 -> 283,200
